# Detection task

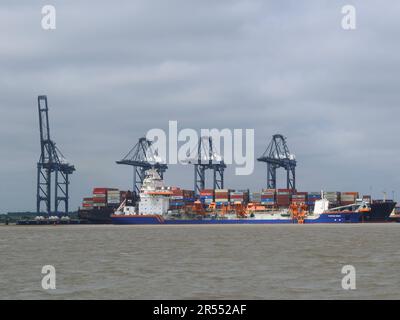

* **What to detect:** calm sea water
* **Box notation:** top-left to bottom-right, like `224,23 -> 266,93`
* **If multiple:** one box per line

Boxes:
0,224 -> 399,299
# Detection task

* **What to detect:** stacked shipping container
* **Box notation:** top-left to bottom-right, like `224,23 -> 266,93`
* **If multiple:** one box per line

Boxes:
261,189 -> 276,206
276,189 -> 292,207
199,189 -> 214,205
291,192 -> 308,204
324,192 -> 340,207
169,188 -> 195,209
81,188 -> 134,212
82,197 -> 94,210
92,188 -> 121,208
340,192 -> 359,206
107,189 -> 120,206
215,189 -> 229,205
92,188 -> 108,208
250,192 -> 261,203
229,190 -> 249,204
82,186 -> 367,212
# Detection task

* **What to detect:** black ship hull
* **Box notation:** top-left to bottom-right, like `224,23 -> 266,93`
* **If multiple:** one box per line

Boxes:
78,208 -> 113,224
362,201 -> 396,222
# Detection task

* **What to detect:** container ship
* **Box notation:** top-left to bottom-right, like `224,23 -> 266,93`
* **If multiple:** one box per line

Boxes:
78,188 -> 134,224
110,169 -> 372,225
79,174 -> 396,224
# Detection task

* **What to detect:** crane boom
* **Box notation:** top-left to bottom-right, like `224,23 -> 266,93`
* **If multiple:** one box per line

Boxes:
257,134 -> 296,190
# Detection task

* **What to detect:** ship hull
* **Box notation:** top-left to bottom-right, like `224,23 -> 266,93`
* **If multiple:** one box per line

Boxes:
78,208 -> 114,224
362,201 -> 396,222
80,202 -> 394,224
111,212 -> 362,225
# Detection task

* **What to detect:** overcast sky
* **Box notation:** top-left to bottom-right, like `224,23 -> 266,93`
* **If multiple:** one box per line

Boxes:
1,0 -> 400,212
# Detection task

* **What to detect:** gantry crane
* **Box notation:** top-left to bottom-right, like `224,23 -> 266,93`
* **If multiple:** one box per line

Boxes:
257,134 -> 296,190
187,136 -> 226,196
36,95 -> 75,215
116,137 -> 168,200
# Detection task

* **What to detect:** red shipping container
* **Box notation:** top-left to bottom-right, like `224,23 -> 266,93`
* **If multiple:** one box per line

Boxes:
93,198 -> 106,203
200,190 -> 214,196
172,189 -> 184,196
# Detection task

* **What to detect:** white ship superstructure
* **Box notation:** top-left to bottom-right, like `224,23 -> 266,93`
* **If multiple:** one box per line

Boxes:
138,169 -> 171,215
